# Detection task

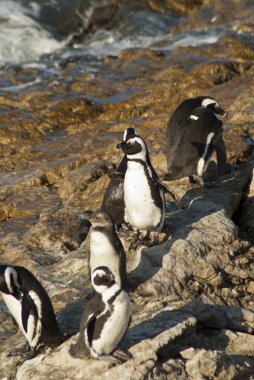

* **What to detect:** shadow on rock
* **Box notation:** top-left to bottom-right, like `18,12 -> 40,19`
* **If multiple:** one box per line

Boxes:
121,299 -> 254,361
126,169 -> 251,295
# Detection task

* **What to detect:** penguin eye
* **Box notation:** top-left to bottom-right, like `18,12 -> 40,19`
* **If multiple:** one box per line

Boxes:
128,139 -> 135,145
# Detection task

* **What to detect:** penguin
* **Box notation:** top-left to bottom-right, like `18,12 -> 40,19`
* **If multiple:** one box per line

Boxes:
101,127 -> 137,229
165,95 -> 227,182
88,211 -> 126,287
69,266 -> 131,364
117,128 -> 183,250
0,265 -> 64,361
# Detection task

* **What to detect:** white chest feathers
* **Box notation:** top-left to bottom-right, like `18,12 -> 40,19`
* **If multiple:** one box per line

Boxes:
90,230 -> 121,286
91,286 -> 131,357
124,161 -> 163,231
197,132 -> 215,176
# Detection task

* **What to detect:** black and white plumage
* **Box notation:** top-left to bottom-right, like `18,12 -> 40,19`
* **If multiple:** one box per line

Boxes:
117,129 -> 182,250
101,128 -> 137,228
0,265 -> 64,360
88,211 -> 126,287
165,96 -> 227,182
69,266 -> 131,364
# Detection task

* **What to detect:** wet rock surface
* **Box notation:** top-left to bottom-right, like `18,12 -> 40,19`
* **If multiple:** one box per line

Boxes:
1,0 -> 254,379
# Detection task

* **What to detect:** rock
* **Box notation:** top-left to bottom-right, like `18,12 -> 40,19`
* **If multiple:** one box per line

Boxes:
183,348 -> 254,380
57,162 -> 108,205
127,168 -> 250,302
25,208 -> 90,254
15,299 -> 254,380
1,0 -> 254,378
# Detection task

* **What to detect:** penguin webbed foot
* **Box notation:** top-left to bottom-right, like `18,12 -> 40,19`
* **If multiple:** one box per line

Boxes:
113,348 -> 132,362
151,232 -> 159,246
98,349 -> 132,365
7,342 -> 30,357
19,347 -> 37,363
129,231 -> 143,251
8,345 -> 37,365
129,231 -> 161,250
143,232 -> 151,242
143,232 -> 159,247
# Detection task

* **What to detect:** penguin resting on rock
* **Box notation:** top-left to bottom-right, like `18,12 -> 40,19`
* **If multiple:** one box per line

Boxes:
88,211 -> 126,288
117,128 -> 183,250
0,265 -> 64,362
165,95 -> 227,183
69,266 -> 131,364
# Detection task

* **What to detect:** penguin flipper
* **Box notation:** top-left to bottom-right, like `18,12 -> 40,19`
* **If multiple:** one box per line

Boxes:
70,295 -> 103,358
70,313 -> 97,358
21,292 -> 37,333
148,161 -> 183,206
156,179 -> 184,209
111,155 -> 127,177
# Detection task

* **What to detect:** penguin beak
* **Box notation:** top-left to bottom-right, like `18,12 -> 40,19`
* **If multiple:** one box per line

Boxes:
214,105 -> 227,117
104,272 -> 115,286
88,212 -> 98,224
116,142 -> 125,150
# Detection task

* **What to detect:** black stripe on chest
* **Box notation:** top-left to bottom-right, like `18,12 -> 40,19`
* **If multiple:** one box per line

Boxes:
108,288 -> 122,304
127,158 -> 164,210
87,290 -> 122,344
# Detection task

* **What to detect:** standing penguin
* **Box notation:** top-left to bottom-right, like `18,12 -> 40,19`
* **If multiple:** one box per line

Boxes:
0,265 -> 64,361
88,211 -> 126,287
101,127 -> 137,229
69,266 -> 131,364
165,95 -> 227,182
117,128 -> 182,250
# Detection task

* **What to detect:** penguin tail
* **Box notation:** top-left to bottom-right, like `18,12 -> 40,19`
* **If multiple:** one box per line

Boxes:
165,187 -> 184,209
42,331 -> 66,347
69,343 -> 80,358
69,339 -> 89,358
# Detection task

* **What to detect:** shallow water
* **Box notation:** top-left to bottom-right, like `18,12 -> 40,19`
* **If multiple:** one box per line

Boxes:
0,0 -> 222,90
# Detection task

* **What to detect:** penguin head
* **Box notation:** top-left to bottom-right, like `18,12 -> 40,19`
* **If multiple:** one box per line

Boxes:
117,129 -> 148,161
189,107 -> 223,128
122,127 -> 137,142
88,211 -> 113,228
92,266 -> 116,293
0,265 -> 21,295
197,96 -> 226,116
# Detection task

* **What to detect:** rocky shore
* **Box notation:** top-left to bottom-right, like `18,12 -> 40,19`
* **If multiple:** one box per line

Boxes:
0,0 -> 254,379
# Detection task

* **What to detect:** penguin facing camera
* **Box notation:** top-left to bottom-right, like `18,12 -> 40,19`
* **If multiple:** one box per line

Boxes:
0,265 -> 64,362
117,128 -> 183,251
165,95 -> 227,184
88,211 -> 126,287
69,266 -> 132,364
101,127 -> 137,229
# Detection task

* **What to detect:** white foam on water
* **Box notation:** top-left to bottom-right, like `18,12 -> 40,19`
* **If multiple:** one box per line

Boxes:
0,1 -> 65,65
0,77 -> 42,92
68,29 -> 220,59
0,1 -> 220,71
170,33 -> 219,49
